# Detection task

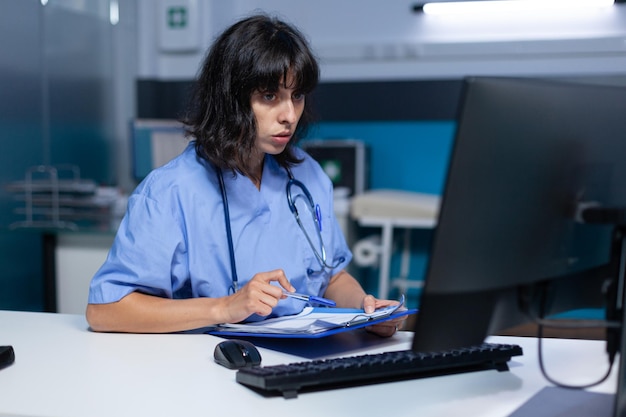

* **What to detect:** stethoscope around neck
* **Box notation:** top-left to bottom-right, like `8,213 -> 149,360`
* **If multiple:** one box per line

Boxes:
216,165 -> 344,294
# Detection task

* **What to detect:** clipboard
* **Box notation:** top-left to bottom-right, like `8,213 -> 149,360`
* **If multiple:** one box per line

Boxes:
207,299 -> 417,339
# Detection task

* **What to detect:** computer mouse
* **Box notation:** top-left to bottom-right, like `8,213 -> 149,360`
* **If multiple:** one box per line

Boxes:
213,339 -> 262,369
0,345 -> 15,370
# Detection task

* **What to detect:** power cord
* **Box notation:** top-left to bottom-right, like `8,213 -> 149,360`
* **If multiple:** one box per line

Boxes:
526,284 -> 619,389
536,321 -> 616,390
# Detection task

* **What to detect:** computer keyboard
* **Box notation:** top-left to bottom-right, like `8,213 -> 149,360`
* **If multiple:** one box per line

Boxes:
236,342 -> 523,398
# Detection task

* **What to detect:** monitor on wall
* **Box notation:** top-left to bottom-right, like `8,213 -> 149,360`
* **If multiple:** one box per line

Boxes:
131,119 -> 189,181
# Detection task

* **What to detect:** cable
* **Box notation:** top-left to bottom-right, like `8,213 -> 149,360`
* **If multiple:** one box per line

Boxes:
529,286 -> 617,389
536,322 -> 615,390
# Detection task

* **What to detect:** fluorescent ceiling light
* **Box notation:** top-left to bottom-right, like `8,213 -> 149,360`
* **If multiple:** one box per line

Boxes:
420,0 -> 616,16
109,0 -> 119,25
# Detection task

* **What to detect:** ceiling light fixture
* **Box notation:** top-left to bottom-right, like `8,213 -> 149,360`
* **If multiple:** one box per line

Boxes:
413,0 -> 616,16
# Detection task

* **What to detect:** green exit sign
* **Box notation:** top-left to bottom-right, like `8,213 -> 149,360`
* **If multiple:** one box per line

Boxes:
167,6 -> 187,29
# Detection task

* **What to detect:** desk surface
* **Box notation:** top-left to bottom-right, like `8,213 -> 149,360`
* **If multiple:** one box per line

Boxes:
0,310 -> 618,417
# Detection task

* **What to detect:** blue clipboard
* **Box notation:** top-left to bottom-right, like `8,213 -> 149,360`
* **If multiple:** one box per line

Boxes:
207,308 -> 417,339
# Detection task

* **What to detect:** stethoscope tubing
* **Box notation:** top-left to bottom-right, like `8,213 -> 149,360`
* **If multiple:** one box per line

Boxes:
217,165 -> 343,294
217,167 -> 239,294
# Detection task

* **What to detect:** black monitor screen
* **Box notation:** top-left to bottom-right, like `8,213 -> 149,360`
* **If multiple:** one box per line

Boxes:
412,77 -> 626,352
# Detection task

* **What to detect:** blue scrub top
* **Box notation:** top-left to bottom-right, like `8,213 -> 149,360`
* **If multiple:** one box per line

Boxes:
88,143 -> 352,318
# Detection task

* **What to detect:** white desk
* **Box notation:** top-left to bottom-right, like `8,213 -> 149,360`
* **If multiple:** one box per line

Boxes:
0,310 -> 618,417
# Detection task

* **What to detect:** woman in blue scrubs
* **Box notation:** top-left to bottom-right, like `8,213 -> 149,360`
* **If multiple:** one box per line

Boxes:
86,14 -> 404,336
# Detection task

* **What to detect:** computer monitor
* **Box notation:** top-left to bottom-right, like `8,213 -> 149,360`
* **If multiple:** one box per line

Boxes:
300,139 -> 368,197
410,77 -> 626,412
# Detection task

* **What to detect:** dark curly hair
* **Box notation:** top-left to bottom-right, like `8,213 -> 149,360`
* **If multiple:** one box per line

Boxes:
183,14 -> 320,180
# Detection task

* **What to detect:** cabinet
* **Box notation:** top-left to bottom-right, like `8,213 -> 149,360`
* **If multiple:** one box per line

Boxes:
55,233 -> 114,315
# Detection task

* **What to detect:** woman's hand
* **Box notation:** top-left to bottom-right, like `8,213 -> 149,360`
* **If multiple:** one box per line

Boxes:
322,270 -> 407,338
362,294 -> 407,338
86,270 -> 295,333
222,269 -> 295,324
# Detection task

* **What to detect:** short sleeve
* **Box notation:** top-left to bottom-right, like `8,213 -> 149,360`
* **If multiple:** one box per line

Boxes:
88,191 -> 188,304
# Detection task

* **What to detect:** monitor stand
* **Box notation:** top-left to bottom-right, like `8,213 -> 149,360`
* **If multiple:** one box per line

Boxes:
513,221 -> 626,417
610,227 -> 626,417
585,209 -> 626,417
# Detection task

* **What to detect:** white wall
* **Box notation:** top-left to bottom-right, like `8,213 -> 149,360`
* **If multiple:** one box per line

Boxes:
138,0 -> 626,81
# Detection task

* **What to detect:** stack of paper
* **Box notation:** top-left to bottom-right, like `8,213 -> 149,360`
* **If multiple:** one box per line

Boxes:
209,296 -> 415,338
